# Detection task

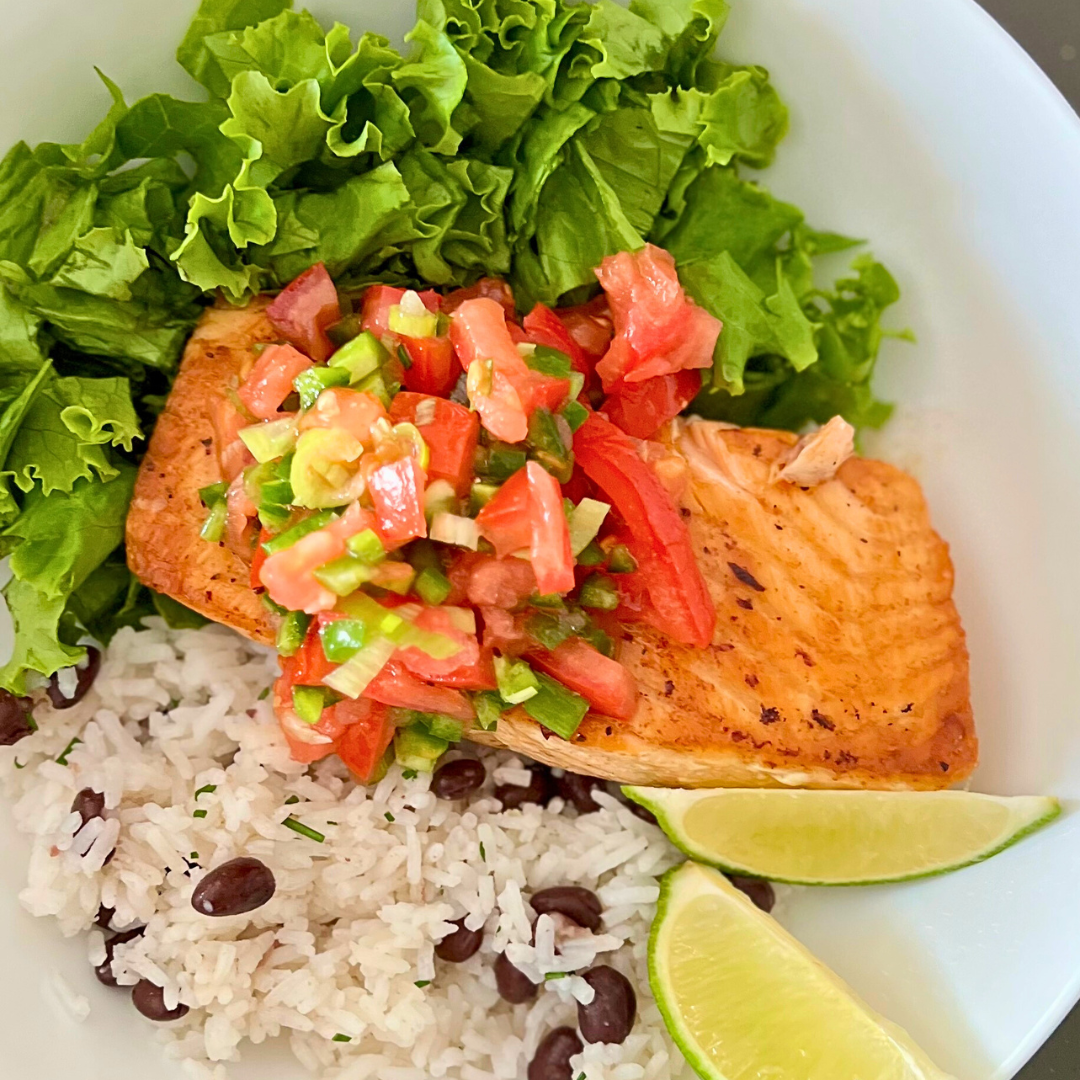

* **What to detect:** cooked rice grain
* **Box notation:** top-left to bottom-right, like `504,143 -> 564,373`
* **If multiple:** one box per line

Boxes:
1,622 -> 689,1079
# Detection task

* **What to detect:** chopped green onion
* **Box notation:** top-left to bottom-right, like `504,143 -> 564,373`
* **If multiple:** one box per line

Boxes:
415,566 -> 452,606
262,510 -> 336,555
198,482 -> 227,507
424,478 -> 457,521
346,529 -> 385,563
372,561 -> 416,595
526,345 -> 573,378
284,795 -> 300,805
200,500 -> 227,542
262,593 -> 288,616
329,330 -> 388,383
194,784 -> 217,798
469,481 -> 500,513
418,713 -> 464,742
568,498 -> 610,556
579,573 -> 620,611
260,478 -> 294,506
561,399 -> 589,433
476,443 -> 527,483
566,371 -> 585,401
521,673 -> 589,739
276,611 -> 311,657
396,622 -> 462,659
338,593 -> 409,640
258,686 -> 271,700
294,365 -> 350,409
292,685 -> 328,725
314,554 -> 376,597
526,408 -> 572,483
545,971 -> 570,981
414,980 -> 431,988
56,737 -> 82,766
394,726 -> 449,773
323,635 -> 398,698
576,540 -> 606,567
402,768 -> 418,780
319,618 -> 367,663
495,657 -> 540,705
607,544 -> 638,574
396,343 -> 413,369
388,294 -> 439,338
530,592 -> 566,609
354,370 -> 392,409
332,1033 -> 352,1043
239,416 -> 298,463
326,314 -> 362,347
193,809 -> 208,819
283,816 -> 325,842
430,512 -> 479,550
579,623 -> 616,658
258,502 -> 292,531
525,612 -> 573,651
473,690 -> 505,731
385,811 -> 396,822
479,841 -> 486,861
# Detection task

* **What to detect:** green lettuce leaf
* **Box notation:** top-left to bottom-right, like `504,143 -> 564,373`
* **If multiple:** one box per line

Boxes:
0,465 -> 136,692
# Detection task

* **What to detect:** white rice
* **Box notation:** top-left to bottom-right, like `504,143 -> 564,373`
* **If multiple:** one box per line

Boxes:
0,620 -> 691,1079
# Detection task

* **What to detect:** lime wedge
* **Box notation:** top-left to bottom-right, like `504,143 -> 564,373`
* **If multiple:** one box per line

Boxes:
650,862 -> 956,1080
623,787 -> 1059,885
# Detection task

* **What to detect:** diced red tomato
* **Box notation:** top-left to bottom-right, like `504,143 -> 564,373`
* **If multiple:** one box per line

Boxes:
390,392 -> 480,496
364,660 -> 475,721
454,554 -> 537,609
574,411 -> 715,647
603,369 -> 702,440
300,388 -> 388,447
450,297 -> 532,443
479,608 -> 529,655
266,263 -> 341,364
401,335 -> 458,398
425,646 -> 499,690
593,244 -> 721,391
335,699 -> 395,781
238,344 -> 312,420
367,456 -> 427,546
475,467 -> 532,558
360,285 -> 441,338
396,608 -> 481,681
523,303 -> 591,377
556,293 -> 613,366
250,527 -> 271,589
259,528 -> 344,613
526,462 -> 574,595
527,638 -> 639,720
443,278 -> 516,317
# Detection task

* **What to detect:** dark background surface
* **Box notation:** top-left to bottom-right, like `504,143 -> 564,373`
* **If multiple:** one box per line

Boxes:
975,2 -> 1080,1072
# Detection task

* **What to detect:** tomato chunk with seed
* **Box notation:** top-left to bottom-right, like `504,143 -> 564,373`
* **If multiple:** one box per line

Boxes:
390,392 -> 479,496
259,528 -> 344,614
364,661 -> 475,720
300,389 -> 388,447
526,462 -> 574,595
266,263 -> 341,363
527,638 -> 638,719
594,244 -> 721,391
574,411 -> 715,647
238,344 -> 312,420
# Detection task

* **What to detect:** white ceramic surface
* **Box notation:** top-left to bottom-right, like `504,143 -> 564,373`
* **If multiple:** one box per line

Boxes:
2,1 -> 1079,1077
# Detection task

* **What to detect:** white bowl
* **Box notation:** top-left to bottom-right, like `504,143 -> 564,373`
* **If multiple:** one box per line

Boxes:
2,1 -> 1079,1077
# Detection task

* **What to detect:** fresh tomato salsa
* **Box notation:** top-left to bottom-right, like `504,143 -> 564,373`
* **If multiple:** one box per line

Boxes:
201,245 -> 720,781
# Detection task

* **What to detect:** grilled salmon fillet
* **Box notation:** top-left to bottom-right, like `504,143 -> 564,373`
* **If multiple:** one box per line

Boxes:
127,303 -> 976,790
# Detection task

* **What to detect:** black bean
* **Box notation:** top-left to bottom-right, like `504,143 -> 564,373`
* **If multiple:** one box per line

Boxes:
527,1026 -> 583,1080
727,875 -> 775,913
94,927 -> 143,988
0,690 -> 33,746
495,765 -> 553,810
530,886 -> 602,932
72,788 -> 106,829
431,759 -> 486,801
191,857 -> 276,917
131,979 -> 189,1021
95,905 -> 115,930
434,917 -> 484,962
556,771 -> 607,814
47,648 -> 102,709
578,965 -> 636,1044
494,951 -> 537,1003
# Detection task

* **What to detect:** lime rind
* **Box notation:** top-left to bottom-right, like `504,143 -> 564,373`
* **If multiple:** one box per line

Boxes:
622,786 -> 1061,886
